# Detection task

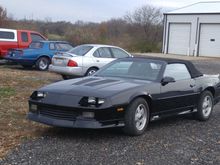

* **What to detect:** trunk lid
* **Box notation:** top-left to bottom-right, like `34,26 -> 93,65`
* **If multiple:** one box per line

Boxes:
52,52 -> 80,67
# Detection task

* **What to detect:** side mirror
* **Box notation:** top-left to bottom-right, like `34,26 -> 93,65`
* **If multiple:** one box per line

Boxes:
161,76 -> 175,86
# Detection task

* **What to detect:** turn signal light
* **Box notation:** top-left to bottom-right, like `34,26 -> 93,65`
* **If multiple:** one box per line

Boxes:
67,60 -> 78,67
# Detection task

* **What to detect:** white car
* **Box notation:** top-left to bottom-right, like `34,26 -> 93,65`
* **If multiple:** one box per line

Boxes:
49,44 -> 132,79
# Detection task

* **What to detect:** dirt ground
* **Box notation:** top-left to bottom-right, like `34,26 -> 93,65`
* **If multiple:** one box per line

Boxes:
0,65 -> 62,158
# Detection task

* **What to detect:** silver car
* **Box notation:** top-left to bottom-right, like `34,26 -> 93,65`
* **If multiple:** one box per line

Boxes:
49,44 -> 132,79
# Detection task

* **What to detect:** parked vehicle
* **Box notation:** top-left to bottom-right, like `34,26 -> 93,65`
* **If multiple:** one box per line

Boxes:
5,41 -> 73,70
49,44 -> 132,79
0,28 -> 47,58
28,57 -> 220,136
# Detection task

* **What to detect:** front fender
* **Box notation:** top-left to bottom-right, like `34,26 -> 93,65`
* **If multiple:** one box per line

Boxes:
128,92 -> 152,103
110,88 -> 152,107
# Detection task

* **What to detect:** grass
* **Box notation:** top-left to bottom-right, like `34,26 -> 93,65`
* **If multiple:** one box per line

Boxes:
0,65 -> 62,159
0,87 -> 15,97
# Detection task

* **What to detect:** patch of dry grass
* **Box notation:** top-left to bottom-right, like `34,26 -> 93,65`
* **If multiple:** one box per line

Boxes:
0,65 -> 62,158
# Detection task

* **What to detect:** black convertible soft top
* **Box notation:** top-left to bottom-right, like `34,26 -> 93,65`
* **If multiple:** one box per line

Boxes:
131,57 -> 203,78
164,58 -> 203,78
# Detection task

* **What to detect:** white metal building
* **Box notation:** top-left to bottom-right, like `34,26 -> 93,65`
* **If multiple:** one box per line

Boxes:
163,1 -> 220,57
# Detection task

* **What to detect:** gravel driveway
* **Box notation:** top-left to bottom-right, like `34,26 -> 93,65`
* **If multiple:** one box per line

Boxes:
1,55 -> 220,165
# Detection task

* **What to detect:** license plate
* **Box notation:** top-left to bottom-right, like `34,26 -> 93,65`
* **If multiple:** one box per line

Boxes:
54,58 -> 63,65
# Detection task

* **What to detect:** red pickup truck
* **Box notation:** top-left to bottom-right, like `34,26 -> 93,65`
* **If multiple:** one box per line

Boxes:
0,28 -> 47,58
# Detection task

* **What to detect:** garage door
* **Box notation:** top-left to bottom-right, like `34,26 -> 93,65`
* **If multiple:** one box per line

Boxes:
168,23 -> 191,55
199,24 -> 220,57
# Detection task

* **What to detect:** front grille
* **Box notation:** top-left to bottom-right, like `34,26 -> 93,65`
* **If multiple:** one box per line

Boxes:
38,105 -> 80,121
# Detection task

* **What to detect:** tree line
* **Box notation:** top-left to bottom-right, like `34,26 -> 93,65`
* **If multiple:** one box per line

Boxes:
0,5 -> 163,52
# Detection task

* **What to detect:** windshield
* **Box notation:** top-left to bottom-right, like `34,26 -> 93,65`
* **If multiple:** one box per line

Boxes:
95,60 -> 163,81
68,45 -> 93,56
29,42 -> 43,49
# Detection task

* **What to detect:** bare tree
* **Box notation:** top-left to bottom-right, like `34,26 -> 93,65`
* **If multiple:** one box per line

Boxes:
125,5 -> 163,42
0,6 -> 8,27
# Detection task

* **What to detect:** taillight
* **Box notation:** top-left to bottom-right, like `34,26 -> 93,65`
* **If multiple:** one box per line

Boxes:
67,60 -> 78,67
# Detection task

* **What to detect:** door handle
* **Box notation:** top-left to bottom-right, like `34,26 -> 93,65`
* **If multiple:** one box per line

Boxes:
96,60 -> 100,62
190,84 -> 196,88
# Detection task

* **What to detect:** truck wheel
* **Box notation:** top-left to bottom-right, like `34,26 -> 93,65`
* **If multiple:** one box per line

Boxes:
36,57 -> 50,71
195,91 -> 214,121
123,98 -> 149,136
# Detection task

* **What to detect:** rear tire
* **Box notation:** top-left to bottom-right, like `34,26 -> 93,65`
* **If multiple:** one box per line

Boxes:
195,91 -> 214,121
85,67 -> 98,76
36,57 -> 50,71
123,98 -> 149,136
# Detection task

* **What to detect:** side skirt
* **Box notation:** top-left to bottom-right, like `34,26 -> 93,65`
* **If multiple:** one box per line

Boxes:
150,107 -> 197,121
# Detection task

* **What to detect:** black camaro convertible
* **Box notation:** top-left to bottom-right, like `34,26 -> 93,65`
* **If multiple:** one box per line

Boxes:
28,57 -> 220,135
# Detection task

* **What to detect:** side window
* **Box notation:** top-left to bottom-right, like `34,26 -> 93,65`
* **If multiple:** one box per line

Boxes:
49,43 -> 55,50
21,32 -> 28,42
93,50 -> 100,57
0,31 -> 15,39
95,47 -> 112,58
31,33 -> 45,41
164,63 -> 191,81
111,48 -> 129,58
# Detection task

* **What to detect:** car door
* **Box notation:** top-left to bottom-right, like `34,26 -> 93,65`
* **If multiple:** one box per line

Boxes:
155,63 -> 197,113
19,32 -> 29,48
92,47 -> 115,68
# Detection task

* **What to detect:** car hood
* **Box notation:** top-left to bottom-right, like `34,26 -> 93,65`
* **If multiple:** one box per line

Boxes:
39,76 -> 154,98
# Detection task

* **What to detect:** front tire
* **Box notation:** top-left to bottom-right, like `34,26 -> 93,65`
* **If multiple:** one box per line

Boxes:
195,91 -> 214,121
36,57 -> 50,71
123,98 -> 149,136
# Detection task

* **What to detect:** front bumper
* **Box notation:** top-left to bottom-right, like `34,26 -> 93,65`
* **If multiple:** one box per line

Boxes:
49,65 -> 84,76
28,112 -> 124,128
27,102 -> 126,129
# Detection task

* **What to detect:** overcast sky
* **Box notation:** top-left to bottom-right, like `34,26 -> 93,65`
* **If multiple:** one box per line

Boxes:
1,0 -> 220,22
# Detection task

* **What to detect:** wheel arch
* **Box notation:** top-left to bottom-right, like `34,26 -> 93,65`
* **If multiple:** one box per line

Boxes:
88,66 -> 99,70
129,94 -> 153,113
36,55 -> 51,63
85,66 -> 99,76
204,86 -> 215,97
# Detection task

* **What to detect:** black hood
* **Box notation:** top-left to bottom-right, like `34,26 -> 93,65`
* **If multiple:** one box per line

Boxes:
40,76 -> 153,98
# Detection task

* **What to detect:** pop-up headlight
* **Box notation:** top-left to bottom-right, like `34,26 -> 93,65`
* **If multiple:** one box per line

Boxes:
30,91 -> 46,100
37,91 -> 45,98
88,97 -> 96,104
79,97 -> 105,107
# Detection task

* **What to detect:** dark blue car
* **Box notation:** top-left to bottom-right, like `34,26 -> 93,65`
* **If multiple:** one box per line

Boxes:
5,41 -> 73,70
